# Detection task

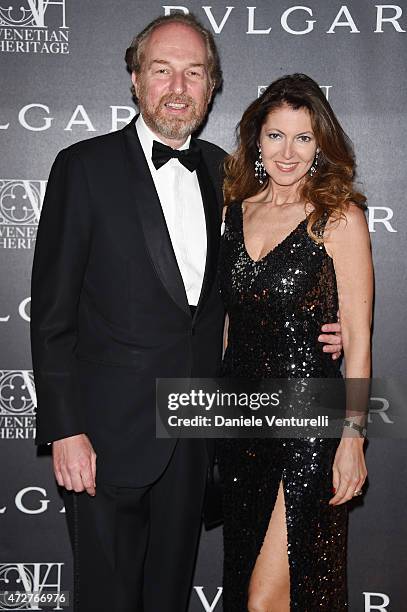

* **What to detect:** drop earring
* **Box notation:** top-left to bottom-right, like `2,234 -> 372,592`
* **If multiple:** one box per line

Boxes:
309,149 -> 320,177
255,146 -> 267,185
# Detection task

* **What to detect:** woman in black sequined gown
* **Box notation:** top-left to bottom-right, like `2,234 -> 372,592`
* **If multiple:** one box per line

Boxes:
217,75 -> 373,611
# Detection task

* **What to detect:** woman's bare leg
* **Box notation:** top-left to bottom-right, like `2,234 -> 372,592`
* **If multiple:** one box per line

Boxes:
247,480 -> 290,612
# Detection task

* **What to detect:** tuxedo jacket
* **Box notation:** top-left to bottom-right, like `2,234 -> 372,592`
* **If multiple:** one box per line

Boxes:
31,116 -> 226,487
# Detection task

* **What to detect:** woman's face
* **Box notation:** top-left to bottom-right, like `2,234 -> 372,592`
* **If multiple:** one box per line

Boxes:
258,103 -> 318,188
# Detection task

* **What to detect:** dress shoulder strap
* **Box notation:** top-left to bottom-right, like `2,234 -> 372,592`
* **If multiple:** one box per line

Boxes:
310,210 -> 331,240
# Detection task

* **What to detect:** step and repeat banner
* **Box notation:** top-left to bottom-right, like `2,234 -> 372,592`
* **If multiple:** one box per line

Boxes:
1,1 -> 406,610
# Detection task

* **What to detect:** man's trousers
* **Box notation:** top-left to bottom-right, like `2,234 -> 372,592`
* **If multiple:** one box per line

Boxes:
62,439 -> 208,612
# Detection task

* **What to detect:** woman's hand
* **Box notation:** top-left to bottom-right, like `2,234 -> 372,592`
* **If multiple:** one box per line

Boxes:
329,436 -> 367,505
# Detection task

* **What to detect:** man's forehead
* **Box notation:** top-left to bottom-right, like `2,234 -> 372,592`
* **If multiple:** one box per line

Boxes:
145,23 -> 207,58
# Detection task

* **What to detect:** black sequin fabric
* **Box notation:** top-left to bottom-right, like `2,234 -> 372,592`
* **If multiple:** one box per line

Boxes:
217,202 -> 348,611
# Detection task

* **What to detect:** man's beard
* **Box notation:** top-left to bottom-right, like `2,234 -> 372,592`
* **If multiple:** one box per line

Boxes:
138,87 -> 209,141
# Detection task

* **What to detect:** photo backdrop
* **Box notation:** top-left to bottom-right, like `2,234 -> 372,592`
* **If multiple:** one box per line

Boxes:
1,1 -> 406,610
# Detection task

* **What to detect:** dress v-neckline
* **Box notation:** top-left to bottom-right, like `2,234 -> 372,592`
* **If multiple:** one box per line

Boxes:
239,201 -> 308,264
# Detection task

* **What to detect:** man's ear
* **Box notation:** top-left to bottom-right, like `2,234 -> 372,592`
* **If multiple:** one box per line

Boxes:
131,71 -> 139,98
207,82 -> 215,104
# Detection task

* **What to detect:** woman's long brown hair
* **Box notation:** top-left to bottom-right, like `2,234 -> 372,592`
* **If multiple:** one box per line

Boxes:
223,73 -> 366,240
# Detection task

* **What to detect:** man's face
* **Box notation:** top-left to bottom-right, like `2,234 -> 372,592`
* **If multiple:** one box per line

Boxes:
132,22 -> 214,145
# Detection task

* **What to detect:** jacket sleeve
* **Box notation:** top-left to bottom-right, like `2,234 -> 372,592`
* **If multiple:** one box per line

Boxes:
30,147 -> 93,445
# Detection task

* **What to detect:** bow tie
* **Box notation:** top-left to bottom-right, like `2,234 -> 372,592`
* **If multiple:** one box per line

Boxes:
151,140 -> 201,172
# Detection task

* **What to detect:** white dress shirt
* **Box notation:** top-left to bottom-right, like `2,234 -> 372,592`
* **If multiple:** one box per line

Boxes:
136,114 -> 207,306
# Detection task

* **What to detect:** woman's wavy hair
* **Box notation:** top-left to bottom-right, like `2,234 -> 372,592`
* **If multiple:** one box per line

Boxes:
223,73 -> 366,240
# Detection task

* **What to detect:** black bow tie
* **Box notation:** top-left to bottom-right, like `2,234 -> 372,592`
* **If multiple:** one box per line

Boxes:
151,140 -> 201,172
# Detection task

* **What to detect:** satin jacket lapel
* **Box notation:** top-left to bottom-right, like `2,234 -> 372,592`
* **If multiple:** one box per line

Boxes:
122,117 -> 190,316
194,147 -> 221,319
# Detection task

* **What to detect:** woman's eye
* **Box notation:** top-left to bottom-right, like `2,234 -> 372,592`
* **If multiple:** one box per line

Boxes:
298,135 -> 311,142
268,133 -> 281,140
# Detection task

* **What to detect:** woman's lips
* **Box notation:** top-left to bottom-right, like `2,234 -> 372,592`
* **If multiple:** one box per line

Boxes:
275,161 -> 299,173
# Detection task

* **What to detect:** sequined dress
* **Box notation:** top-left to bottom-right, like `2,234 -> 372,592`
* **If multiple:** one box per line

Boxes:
217,202 -> 348,611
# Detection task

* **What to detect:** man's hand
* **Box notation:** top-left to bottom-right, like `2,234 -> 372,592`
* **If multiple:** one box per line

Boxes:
52,433 -> 97,496
318,313 -> 342,360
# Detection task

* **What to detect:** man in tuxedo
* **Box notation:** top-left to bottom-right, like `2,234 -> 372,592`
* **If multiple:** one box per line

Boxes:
31,12 -> 342,612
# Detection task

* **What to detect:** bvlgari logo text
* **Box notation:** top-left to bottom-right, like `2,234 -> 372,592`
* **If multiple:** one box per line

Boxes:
0,296 -> 30,321
0,486 -> 66,515
163,5 -> 406,35
193,587 -> 222,611
0,104 -> 137,133
363,592 -> 390,611
0,0 -> 69,54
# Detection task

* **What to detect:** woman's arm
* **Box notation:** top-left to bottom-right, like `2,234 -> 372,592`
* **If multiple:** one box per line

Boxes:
325,205 -> 373,378
324,204 -> 374,505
